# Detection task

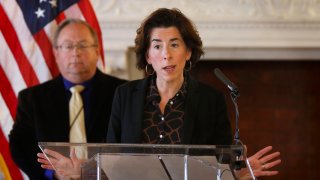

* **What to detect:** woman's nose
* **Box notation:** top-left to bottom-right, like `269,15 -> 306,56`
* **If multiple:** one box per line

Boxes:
162,47 -> 171,60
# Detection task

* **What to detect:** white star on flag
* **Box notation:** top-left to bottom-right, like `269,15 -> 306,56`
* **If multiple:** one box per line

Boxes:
35,7 -> 45,18
49,0 -> 57,8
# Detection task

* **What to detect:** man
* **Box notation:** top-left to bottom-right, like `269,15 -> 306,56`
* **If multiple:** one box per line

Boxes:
9,19 -> 126,179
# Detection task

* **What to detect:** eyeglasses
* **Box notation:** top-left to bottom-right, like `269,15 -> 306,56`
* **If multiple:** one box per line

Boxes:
56,43 -> 98,52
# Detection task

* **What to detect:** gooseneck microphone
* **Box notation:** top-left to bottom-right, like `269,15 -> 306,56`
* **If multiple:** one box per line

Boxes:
214,68 -> 254,178
214,68 -> 239,96
213,68 -> 240,143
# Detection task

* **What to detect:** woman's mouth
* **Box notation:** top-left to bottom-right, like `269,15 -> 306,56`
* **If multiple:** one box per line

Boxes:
162,65 -> 176,72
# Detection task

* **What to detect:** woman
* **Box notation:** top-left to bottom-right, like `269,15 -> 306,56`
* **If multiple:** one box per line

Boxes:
107,8 -> 231,145
38,8 -> 281,179
106,8 -> 280,178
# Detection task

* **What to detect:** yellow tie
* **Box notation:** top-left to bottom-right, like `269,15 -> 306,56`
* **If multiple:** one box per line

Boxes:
69,85 -> 87,159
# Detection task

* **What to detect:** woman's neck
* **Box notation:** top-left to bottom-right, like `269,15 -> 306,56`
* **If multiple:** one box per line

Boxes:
156,76 -> 184,99
156,75 -> 184,114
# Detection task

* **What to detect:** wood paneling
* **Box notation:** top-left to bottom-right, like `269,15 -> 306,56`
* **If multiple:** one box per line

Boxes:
191,61 -> 320,179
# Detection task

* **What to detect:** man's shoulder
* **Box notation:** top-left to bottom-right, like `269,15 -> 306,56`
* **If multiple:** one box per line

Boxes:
95,70 -> 127,85
19,77 -> 62,96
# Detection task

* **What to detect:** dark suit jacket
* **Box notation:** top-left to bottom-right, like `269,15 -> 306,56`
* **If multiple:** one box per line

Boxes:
9,69 -> 126,179
107,74 -> 232,145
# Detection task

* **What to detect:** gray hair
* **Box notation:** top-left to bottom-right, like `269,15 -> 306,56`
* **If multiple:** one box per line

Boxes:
53,18 -> 99,48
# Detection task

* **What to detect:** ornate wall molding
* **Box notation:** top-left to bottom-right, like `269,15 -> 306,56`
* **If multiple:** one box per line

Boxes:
93,0 -> 320,21
90,0 -> 320,78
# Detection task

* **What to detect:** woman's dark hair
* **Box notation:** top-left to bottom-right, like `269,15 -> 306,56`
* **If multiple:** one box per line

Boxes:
135,8 -> 204,70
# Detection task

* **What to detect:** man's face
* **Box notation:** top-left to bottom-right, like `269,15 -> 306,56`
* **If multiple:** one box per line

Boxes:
54,23 -> 99,83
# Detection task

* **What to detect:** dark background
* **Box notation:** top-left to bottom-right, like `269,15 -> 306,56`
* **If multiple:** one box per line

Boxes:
191,60 -> 320,179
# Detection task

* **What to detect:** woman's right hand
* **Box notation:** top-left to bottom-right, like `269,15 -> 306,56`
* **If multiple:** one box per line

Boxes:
37,148 -> 83,179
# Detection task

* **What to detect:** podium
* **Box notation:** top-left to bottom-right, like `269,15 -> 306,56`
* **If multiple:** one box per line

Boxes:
39,142 -> 244,180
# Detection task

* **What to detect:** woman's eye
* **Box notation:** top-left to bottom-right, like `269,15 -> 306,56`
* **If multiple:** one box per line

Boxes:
172,43 -> 179,48
154,45 -> 160,49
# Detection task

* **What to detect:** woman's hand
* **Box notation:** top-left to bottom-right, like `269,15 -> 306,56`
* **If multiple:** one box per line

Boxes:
236,146 -> 281,180
37,148 -> 84,179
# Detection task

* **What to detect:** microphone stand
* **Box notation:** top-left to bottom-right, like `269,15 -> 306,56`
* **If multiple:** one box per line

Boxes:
213,68 -> 249,175
230,89 -> 240,144
230,89 -> 256,179
213,68 -> 241,144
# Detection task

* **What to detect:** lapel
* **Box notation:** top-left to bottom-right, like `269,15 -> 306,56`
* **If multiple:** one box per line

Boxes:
182,75 -> 200,144
130,78 -> 149,142
50,76 -> 70,136
87,70 -> 104,137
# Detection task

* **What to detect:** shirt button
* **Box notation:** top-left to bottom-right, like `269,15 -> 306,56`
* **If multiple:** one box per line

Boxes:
170,101 -> 173,105
161,117 -> 165,121
160,134 -> 163,138
176,93 -> 179,96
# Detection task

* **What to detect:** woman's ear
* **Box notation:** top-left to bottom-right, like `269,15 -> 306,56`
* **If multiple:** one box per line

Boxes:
186,49 -> 192,61
145,53 -> 151,64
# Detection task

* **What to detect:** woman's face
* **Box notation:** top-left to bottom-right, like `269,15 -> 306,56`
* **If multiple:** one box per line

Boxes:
146,27 -> 191,83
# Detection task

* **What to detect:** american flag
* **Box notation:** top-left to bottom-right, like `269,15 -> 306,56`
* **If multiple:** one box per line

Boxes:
0,0 -> 104,179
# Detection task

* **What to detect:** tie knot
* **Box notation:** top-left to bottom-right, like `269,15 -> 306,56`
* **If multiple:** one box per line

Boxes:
70,85 -> 85,93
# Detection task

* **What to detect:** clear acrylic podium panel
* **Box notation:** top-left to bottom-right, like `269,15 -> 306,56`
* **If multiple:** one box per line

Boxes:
39,142 -> 243,180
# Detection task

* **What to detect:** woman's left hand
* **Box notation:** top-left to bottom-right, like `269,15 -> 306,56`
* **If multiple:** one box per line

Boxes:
235,146 -> 281,180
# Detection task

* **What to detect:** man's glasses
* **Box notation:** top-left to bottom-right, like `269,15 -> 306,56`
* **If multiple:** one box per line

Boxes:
56,43 -> 97,52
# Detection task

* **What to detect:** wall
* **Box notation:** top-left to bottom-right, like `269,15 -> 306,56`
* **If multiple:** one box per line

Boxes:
192,60 -> 320,179
90,0 -> 320,78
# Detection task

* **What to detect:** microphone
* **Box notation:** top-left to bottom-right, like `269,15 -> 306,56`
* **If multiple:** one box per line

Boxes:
213,68 -> 239,95
213,68 -> 240,142
213,68 -> 248,172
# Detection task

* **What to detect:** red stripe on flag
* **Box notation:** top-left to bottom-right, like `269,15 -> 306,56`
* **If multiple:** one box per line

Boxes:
33,30 -> 60,78
0,5 -> 39,87
0,66 -> 18,119
0,130 -> 23,180
56,12 -> 66,25
78,0 -> 105,66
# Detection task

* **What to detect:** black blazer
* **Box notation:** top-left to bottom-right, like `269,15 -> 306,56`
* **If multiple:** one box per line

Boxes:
9,69 -> 126,179
107,74 -> 232,145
